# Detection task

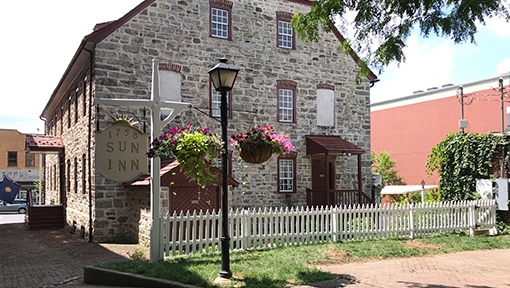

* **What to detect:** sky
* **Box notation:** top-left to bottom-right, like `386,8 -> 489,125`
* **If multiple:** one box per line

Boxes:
1,1 -> 509,134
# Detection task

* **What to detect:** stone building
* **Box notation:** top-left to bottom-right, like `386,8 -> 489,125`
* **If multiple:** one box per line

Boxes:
36,0 -> 378,244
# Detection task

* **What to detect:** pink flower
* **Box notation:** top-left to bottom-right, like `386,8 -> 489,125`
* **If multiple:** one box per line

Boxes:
230,126 -> 295,155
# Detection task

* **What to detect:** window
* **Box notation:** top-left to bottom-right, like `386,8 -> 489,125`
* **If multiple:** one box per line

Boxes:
7,152 -> 17,167
66,159 -> 71,192
278,155 -> 296,193
74,157 -> 78,193
276,12 -> 295,49
277,80 -> 297,123
210,83 -> 232,118
74,88 -> 79,123
60,107 -> 64,134
210,0 -> 232,40
82,76 -> 87,116
52,164 -> 57,191
82,154 -> 87,194
67,95 -> 71,129
25,153 -> 35,167
316,84 -> 335,127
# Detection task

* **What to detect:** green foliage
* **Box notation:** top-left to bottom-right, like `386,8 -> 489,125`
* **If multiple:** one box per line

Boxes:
128,249 -> 148,261
148,124 -> 223,188
371,151 -> 405,185
426,132 -> 509,201
291,0 -> 509,75
392,189 -> 441,204
33,180 -> 44,193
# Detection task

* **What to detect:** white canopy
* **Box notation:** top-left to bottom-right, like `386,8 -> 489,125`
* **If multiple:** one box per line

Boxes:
381,185 -> 438,195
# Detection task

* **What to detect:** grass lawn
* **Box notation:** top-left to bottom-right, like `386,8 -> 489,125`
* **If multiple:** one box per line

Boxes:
99,233 -> 510,288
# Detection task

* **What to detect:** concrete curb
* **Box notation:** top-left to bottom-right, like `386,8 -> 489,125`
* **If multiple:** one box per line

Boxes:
84,266 -> 201,288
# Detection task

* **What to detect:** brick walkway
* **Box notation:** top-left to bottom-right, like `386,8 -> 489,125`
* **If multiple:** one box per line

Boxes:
0,223 -> 143,288
291,248 -> 510,288
1,222 -> 509,288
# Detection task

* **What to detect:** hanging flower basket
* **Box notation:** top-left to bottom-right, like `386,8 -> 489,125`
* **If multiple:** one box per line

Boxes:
147,123 -> 223,187
238,142 -> 273,164
230,125 -> 295,164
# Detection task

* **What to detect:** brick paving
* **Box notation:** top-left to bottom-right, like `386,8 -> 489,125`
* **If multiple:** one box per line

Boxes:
291,248 -> 510,288
0,223 -> 141,288
1,222 -> 510,288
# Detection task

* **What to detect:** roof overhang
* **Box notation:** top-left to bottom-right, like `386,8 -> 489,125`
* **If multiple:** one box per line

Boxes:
25,135 -> 64,153
305,135 -> 364,155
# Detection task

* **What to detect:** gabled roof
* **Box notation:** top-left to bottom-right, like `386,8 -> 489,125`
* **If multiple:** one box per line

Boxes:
305,134 -> 364,155
41,0 -> 376,119
25,134 -> 64,153
41,0 -> 157,119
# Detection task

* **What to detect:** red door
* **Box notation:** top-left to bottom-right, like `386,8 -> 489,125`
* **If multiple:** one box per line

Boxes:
310,156 -> 336,207
169,186 -> 220,214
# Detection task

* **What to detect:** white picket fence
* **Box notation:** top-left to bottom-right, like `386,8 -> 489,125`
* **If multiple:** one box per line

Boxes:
160,200 -> 497,257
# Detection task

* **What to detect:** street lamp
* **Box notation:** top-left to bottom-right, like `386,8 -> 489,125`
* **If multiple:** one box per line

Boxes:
208,58 -> 239,279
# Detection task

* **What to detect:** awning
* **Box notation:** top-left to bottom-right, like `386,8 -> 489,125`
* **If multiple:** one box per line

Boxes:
305,135 -> 364,155
381,185 -> 438,195
25,135 -> 64,153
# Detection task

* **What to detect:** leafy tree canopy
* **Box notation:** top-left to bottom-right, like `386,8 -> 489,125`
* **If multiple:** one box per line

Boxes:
371,151 -> 405,185
291,0 -> 509,75
426,132 -> 508,201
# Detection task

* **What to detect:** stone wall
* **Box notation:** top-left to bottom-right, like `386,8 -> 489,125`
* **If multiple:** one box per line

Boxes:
44,0 -> 372,243
44,62 -> 94,239
93,0 -> 372,212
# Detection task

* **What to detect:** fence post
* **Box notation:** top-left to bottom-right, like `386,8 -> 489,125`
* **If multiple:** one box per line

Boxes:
468,202 -> 475,237
242,209 -> 249,249
331,206 -> 338,242
409,203 -> 414,239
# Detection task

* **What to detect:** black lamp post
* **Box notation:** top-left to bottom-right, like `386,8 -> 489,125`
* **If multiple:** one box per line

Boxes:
208,58 -> 239,279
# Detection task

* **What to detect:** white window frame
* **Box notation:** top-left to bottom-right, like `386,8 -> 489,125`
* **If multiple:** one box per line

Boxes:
278,89 -> 294,122
278,20 -> 293,49
278,158 -> 295,193
211,8 -> 229,39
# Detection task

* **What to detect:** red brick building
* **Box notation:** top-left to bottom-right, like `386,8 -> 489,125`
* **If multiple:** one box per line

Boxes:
371,74 -> 510,185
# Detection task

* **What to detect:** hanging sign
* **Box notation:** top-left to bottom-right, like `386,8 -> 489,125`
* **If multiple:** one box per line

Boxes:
95,120 -> 148,182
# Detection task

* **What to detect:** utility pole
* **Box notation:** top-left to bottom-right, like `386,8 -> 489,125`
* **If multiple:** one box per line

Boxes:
458,85 -> 466,133
500,77 -> 506,178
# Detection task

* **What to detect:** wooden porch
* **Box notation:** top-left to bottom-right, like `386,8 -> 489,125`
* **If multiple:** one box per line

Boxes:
307,189 -> 373,207
305,135 -> 373,207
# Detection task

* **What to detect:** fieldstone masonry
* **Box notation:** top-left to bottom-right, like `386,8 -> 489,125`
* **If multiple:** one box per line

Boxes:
43,0 -> 373,244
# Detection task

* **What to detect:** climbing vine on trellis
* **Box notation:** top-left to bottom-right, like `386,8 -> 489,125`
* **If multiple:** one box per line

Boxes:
426,132 -> 510,201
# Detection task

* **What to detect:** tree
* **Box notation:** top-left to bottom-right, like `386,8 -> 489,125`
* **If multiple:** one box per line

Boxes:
371,151 -> 405,185
291,0 -> 509,76
426,132 -> 508,201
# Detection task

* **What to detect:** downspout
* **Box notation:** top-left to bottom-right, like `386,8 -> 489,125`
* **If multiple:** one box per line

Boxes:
84,46 -> 94,242
357,154 -> 362,203
39,116 -> 47,205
